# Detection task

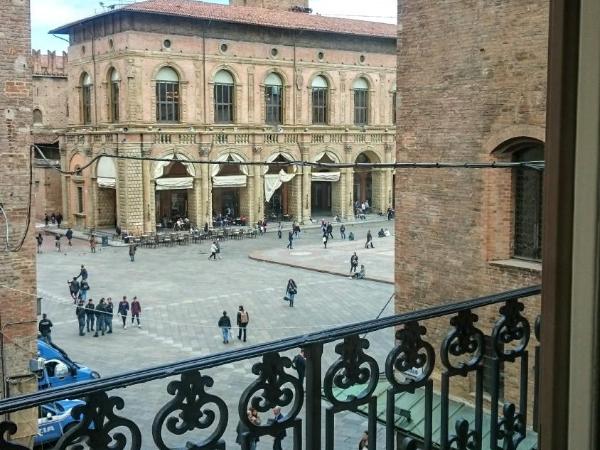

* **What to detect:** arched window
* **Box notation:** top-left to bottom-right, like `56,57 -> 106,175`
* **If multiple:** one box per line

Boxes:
311,75 -> 328,125
109,68 -> 120,122
265,73 -> 283,125
81,73 -> 92,124
33,108 -> 43,125
156,67 -> 180,122
214,70 -> 235,123
353,78 -> 369,125
513,144 -> 544,260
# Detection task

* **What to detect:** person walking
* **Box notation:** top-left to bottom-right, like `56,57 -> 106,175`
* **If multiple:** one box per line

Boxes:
350,252 -> 359,273
44,213 -> 49,227
286,231 -> 293,249
129,243 -> 137,262
38,314 -> 53,343
131,296 -> 142,328
236,408 -> 260,450
208,241 -> 218,260
36,233 -> 43,253
56,213 -> 63,228
118,296 -> 129,329
105,297 -> 114,334
68,277 -> 80,302
218,311 -> 232,344
55,234 -> 61,252
365,230 -> 374,249
215,239 -> 222,259
268,407 -> 287,450
284,279 -> 298,307
277,222 -> 282,239
292,349 -> 306,385
79,279 -> 90,301
237,305 -> 249,342
76,300 -> 86,336
340,224 -> 346,240
322,233 -> 328,249
85,298 -> 96,333
94,298 -> 106,337
77,265 -> 88,281
65,227 -> 73,246
326,222 -> 334,239
89,234 -> 97,253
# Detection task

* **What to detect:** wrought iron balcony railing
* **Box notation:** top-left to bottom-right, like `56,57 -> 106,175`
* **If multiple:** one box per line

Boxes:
0,285 -> 541,450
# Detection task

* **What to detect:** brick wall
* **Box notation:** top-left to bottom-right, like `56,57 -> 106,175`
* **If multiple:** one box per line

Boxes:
395,0 -> 547,416
32,166 -> 62,220
96,187 -> 116,227
0,0 -> 38,444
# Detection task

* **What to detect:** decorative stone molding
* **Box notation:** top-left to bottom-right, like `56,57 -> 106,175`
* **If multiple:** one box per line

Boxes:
344,144 -> 353,152
252,145 -> 263,154
199,146 -> 210,157
384,143 -> 393,152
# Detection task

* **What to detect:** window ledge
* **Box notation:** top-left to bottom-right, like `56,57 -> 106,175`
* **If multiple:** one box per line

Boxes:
74,213 -> 86,218
489,258 -> 542,273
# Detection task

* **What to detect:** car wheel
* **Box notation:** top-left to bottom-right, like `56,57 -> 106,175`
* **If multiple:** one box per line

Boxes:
91,370 -> 101,379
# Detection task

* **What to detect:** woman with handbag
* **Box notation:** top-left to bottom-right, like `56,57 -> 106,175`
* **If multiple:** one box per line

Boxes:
283,279 -> 298,307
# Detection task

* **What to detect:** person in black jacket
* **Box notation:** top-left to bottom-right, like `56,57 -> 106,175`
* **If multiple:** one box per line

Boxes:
292,350 -> 306,385
85,298 -> 95,332
68,277 -> 80,302
105,297 -> 114,334
218,311 -> 231,344
75,300 -> 86,336
38,314 -> 53,343
65,228 -> 73,246
94,298 -> 106,337
268,407 -> 287,450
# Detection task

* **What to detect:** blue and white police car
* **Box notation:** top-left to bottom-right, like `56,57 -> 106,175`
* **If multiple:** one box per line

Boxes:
35,399 -> 85,447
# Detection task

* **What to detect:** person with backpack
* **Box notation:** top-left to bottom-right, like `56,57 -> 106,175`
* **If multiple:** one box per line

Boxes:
340,224 -> 346,240
350,252 -> 359,274
237,305 -> 249,342
284,279 -> 298,307
75,300 -> 86,336
131,296 -> 142,328
118,296 -> 129,329
79,279 -> 90,301
218,311 -> 232,344
85,298 -> 96,333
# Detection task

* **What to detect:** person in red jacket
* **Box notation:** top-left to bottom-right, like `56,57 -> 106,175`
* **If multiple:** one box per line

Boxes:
131,296 -> 142,328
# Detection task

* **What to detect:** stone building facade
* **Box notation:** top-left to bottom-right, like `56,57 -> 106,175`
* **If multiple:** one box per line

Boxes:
31,50 -> 68,220
0,0 -> 38,444
52,0 -> 397,233
395,0 -> 546,412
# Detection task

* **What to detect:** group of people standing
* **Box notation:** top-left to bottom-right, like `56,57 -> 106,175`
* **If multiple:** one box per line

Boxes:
217,305 -> 250,344
75,295 -> 142,337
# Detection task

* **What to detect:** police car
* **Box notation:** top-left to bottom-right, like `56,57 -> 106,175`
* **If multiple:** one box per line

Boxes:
34,399 -> 85,447
36,340 -> 100,390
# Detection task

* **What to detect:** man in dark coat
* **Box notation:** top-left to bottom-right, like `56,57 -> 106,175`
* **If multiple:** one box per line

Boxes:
94,298 -> 106,337
85,298 -> 96,332
75,300 -> 86,336
38,314 -> 53,343
268,407 -> 287,450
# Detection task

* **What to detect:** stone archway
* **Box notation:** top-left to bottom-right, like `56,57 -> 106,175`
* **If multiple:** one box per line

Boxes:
353,150 -> 381,213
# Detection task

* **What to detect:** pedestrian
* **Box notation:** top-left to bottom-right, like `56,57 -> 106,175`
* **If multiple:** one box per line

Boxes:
38,313 -> 53,343
215,239 -> 222,259
55,234 -> 61,252
79,279 -> 90,301
340,224 -> 346,240
277,222 -> 282,239
268,407 -> 286,450
76,300 -> 86,336
236,408 -> 260,450
283,278 -> 297,307
77,265 -> 88,281
237,305 -> 249,342
94,298 -> 106,337
209,241 -> 218,260
348,231 -> 355,241
50,213 -> 56,224
65,227 -> 73,246
35,233 -> 43,253
365,230 -> 374,249
44,212 -> 49,227
350,252 -> 359,273
129,243 -> 137,262
105,297 -> 114,334
326,222 -> 334,239
322,234 -> 328,249
89,234 -> 97,253
358,431 -> 369,449
286,231 -> 293,249
131,296 -> 142,328
118,296 -> 129,329
387,207 -> 394,220
68,277 -> 80,302
292,349 -> 306,385
218,311 -> 232,344
351,264 -> 366,280
56,213 -> 63,228
85,298 -> 96,333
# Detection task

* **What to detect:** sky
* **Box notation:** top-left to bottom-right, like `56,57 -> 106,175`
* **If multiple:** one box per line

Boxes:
31,0 -> 397,52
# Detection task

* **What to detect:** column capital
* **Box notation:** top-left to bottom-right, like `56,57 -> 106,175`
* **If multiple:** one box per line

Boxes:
252,145 -> 263,154
199,146 -> 211,157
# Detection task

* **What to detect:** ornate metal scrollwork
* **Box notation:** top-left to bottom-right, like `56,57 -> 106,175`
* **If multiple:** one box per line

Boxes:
0,422 -> 29,450
492,299 -> 531,360
497,403 -> 526,450
238,352 -> 303,433
534,315 -> 541,341
448,419 -> 477,450
441,309 -> 485,375
53,391 -> 142,450
323,334 -> 379,407
152,370 -> 228,450
385,321 -> 435,390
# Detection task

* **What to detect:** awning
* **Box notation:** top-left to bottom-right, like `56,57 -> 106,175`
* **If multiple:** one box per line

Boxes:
155,177 -> 193,190
262,152 -> 298,175
211,153 -> 249,177
153,153 -> 196,179
97,177 -> 116,189
265,170 -> 296,202
212,175 -> 247,188
311,172 -> 340,182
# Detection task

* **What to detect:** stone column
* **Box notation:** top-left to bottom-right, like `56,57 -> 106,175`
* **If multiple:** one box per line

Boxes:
62,174 -> 71,226
249,144 -> 263,224
300,145 -> 311,223
142,147 -> 154,232
199,145 -> 212,227
343,144 -> 355,220
116,143 -> 144,234
384,143 -> 394,211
